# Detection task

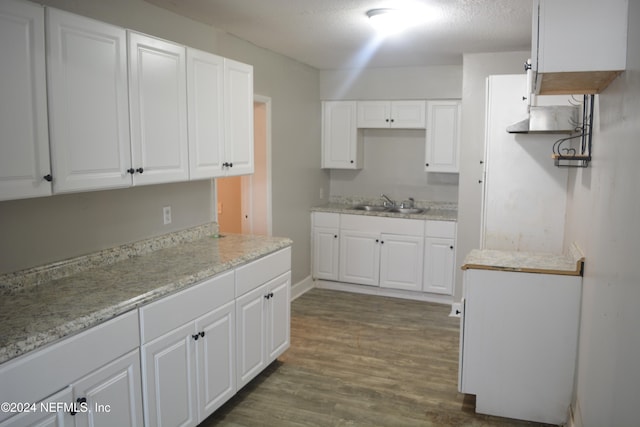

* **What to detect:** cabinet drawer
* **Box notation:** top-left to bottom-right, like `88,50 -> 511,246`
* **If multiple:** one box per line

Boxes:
426,220 -> 456,238
341,214 -> 424,235
0,310 -> 139,421
139,270 -> 234,343
313,212 -> 339,228
235,247 -> 291,297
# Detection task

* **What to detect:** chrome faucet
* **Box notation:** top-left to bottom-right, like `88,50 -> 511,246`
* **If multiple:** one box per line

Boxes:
401,197 -> 415,208
380,194 -> 396,207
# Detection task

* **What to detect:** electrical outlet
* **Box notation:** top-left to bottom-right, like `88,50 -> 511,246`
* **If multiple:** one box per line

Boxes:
163,206 -> 172,225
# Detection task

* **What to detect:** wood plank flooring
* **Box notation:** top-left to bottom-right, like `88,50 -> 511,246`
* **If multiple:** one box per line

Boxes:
201,289 -> 554,427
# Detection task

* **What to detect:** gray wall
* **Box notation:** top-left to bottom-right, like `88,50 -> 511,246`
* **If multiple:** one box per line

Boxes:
563,2 -> 640,424
454,51 -> 530,299
1,0 -> 324,286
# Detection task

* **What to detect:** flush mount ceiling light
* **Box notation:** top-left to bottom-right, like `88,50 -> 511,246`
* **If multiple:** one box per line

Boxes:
367,8 -> 415,35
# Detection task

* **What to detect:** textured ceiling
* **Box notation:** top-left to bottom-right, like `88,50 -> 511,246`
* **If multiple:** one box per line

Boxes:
144,0 -> 533,70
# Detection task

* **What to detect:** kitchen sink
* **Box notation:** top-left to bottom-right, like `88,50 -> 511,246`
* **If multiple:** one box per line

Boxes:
352,204 -> 388,212
385,207 -> 425,214
351,205 -> 427,214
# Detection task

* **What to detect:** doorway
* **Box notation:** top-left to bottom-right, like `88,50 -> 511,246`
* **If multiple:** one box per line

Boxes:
216,96 -> 271,236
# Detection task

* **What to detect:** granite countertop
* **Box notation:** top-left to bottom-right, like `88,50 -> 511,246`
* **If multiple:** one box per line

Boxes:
461,242 -> 585,276
0,226 -> 292,365
311,197 -> 457,222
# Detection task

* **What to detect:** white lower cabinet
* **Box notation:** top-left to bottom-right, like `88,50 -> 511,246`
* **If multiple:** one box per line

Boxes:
0,387 -> 74,427
313,213 -> 456,296
236,272 -> 291,390
423,220 -> 457,295
140,271 -> 235,427
0,311 -> 141,426
72,350 -> 143,427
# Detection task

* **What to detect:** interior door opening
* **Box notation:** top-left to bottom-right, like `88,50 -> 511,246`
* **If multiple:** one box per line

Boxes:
216,97 -> 271,236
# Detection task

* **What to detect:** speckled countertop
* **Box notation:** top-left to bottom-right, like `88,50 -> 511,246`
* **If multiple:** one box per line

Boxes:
461,242 -> 584,276
0,225 -> 292,365
311,196 -> 457,222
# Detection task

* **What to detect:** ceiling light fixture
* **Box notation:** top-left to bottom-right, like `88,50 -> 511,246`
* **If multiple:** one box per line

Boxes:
366,8 -> 413,35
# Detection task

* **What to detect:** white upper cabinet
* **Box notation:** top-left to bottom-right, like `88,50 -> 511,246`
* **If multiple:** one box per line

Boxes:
532,0 -> 628,94
187,48 -> 225,180
357,101 -> 426,129
224,59 -> 254,176
322,101 -> 363,169
128,31 -> 189,186
0,0 -> 51,201
425,100 -> 461,173
47,8 -> 131,194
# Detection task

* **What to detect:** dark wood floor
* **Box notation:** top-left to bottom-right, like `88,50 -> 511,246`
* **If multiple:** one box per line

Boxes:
201,288 -> 554,427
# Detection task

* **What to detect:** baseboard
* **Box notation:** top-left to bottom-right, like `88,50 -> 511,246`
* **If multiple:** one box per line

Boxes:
291,275 -> 314,301
567,399 -> 583,427
314,280 -> 454,305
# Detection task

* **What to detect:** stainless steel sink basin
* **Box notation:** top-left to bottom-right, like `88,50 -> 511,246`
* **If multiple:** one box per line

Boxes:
352,204 -> 388,212
385,207 -> 426,214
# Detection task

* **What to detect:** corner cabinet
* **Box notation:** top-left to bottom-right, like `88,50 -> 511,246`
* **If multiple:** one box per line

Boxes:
423,220 -> 456,294
0,0 -> 51,201
321,101 -> 363,169
459,268 -> 581,424
235,249 -> 291,390
357,101 -> 426,129
128,31 -> 190,186
532,0 -> 627,95
425,100 -> 461,173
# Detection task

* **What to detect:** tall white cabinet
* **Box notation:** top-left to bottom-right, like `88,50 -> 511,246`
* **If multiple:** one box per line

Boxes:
0,0 -> 51,201
321,101 -> 363,169
46,8 -> 131,193
425,100 -> 461,173
187,48 -> 225,180
128,31 -> 189,186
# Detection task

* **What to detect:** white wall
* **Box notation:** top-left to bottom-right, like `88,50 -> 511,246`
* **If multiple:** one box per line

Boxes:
329,129 -> 458,203
454,51 -> 530,299
563,2 -> 640,425
320,66 -> 462,203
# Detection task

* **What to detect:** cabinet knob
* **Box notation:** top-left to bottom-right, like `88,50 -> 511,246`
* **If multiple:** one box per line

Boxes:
425,163 -> 429,167
136,167 -> 144,174
524,61 -> 532,71
375,239 -> 379,243
478,180 -> 483,184
390,119 -> 394,123
200,331 -> 205,338
381,240 -> 384,244
229,162 -> 233,168
334,235 -> 338,238
479,160 -> 484,164
70,397 -> 87,415
385,119 -> 389,122
450,245 -> 454,250
264,294 -> 270,300
350,160 -> 354,164
43,174 -> 52,182
192,333 -> 200,341
127,168 -> 135,174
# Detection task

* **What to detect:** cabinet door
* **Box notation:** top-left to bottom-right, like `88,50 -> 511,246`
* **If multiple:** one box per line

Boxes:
235,283 -> 267,389
224,59 -> 254,176
322,101 -> 362,169
390,101 -> 426,128
357,101 -> 390,128
425,101 -> 461,173
266,272 -> 291,362
312,227 -> 339,281
187,48 -> 225,180
142,322 -> 197,427
72,350 -> 143,427
47,9 -> 131,193
339,230 -> 380,286
128,31 -> 189,186
195,300 -> 236,420
379,233 -> 424,291
423,237 -> 455,295
0,0 -> 51,201
0,387 -> 74,427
